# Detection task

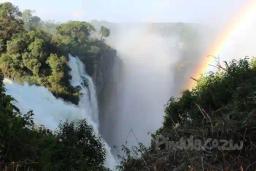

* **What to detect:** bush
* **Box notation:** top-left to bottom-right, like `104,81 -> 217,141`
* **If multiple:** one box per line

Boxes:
120,58 -> 256,170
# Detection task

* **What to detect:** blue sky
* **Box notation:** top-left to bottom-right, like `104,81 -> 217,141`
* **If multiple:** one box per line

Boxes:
0,0 -> 248,23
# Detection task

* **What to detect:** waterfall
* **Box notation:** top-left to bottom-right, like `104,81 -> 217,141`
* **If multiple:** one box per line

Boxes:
68,55 -> 116,169
3,55 -> 117,170
68,55 -> 99,126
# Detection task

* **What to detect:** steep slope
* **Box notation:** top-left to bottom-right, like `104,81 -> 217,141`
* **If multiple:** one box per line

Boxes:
120,58 -> 256,170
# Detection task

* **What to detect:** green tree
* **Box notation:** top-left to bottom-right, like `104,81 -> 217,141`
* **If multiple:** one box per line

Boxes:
22,9 -> 41,31
6,32 -> 28,54
0,73 -> 48,168
0,2 -> 23,50
100,26 -> 110,40
56,21 -> 95,44
47,54 -> 66,91
28,37 -> 47,62
53,21 -> 96,59
42,120 -> 106,170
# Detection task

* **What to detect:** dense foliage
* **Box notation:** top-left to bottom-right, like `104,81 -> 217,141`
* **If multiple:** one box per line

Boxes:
53,20 -> 114,76
47,120 -> 106,170
0,2 -> 112,104
0,73 -> 106,170
120,58 -> 256,170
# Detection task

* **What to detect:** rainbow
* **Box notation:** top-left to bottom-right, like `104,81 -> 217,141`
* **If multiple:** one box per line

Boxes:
186,0 -> 256,89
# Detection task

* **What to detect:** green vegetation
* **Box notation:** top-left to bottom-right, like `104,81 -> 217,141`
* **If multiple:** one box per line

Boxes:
100,26 -> 110,40
0,73 -> 106,170
53,21 -> 112,76
120,58 -> 256,170
0,2 -> 112,104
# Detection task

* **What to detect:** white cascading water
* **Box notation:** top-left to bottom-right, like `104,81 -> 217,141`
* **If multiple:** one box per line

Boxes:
3,55 -> 116,170
68,55 -> 99,126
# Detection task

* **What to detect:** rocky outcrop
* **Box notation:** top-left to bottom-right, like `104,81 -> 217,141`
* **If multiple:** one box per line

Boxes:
92,47 -> 117,99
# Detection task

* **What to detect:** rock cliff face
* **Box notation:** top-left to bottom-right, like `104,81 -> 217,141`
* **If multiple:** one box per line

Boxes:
89,47 -> 122,148
98,54 -> 123,146
92,47 -> 117,100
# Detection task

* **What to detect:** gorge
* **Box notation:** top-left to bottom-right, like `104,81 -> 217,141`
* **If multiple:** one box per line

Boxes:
1,1 -> 256,170
99,23 -> 208,150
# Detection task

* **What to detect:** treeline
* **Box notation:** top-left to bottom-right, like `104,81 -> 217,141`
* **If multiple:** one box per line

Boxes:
0,2 -> 111,104
0,73 -> 107,170
120,58 -> 256,170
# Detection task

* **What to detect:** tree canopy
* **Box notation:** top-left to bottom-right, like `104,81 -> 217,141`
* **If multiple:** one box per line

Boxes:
0,2 -> 112,104
100,26 -> 110,40
0,2 -> 23,51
